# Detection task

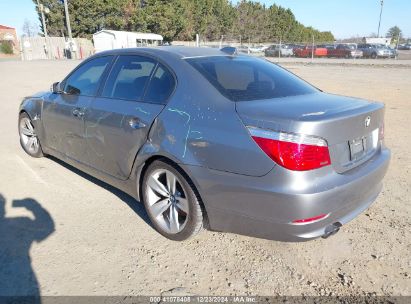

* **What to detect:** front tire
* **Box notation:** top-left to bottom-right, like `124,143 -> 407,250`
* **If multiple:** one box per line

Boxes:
142,160 -> 204,241
18,112 -> 43,158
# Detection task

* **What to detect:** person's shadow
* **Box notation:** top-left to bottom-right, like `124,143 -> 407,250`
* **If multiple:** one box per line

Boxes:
0,194 -> 54,300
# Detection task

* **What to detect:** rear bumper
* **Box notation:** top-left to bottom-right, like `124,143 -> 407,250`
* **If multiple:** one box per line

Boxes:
182,148 -> 390,242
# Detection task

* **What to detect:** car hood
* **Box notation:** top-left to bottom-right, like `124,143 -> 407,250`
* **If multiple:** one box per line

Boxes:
24,91 -> 50,99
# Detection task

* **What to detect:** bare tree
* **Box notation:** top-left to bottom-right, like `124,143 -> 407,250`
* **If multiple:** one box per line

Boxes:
22,19 -> 38,37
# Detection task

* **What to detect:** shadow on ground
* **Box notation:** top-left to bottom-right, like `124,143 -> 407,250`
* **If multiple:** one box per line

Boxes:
48,156 -> 151,226
0,194 -> 54,300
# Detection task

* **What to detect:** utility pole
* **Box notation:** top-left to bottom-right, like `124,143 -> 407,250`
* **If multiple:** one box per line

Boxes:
220,35 -> 224,48
278,38 -> 281,61
63,0 -> 73,40
63,0 -> 76,59
377,0 -> 384,37
395,32 -> 400,59
36,0 -> 48,37
311,34 -> 314,61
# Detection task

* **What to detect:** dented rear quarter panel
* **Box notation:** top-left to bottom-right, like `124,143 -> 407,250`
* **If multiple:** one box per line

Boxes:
143,55 -> 275,177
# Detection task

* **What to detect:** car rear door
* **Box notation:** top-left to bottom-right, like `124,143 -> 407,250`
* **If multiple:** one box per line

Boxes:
84,54 -> 176,179
42,56 -> 113,161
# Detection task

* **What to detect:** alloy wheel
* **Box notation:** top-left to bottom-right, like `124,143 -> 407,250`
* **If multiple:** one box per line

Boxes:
145,169 -> 189,234
19,117 -> 40,155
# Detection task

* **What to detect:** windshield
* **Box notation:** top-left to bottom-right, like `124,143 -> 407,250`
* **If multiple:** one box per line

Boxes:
186,56 -> 318,101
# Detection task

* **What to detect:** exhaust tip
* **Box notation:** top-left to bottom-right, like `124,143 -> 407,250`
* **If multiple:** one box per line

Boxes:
322,222 -> 342,239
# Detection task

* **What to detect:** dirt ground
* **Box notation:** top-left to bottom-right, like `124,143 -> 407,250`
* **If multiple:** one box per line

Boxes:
0,59 -> 409,297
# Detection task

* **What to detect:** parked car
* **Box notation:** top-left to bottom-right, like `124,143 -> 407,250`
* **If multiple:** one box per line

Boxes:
237,45 -> 251,54
19,47 -> 390,242
289,44 -> 305,55
398,44 -> 411,50
249,44 -> 269,53
264,44 -> 294,57
327,44 -> 363,58
357,44 -> 393,58
316,44 -> 335,52
294,45 -> 328,57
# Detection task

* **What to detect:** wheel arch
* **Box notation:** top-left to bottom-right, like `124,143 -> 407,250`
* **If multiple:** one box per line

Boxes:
19,105 -> 35,120
19,97 -> 46,141
137,155 -> 210,228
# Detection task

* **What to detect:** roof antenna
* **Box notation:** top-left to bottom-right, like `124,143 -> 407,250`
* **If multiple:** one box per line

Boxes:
220,46 -> 237,55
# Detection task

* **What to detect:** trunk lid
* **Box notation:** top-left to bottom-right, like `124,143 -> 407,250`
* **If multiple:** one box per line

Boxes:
236,92 -> 384,173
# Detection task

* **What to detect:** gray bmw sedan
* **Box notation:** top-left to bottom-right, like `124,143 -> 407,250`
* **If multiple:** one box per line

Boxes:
18,47 -> 390,241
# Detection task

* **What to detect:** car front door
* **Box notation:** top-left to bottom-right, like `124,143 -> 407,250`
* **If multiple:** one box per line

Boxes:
42,56 -> 113,161
84,55 -> 175,179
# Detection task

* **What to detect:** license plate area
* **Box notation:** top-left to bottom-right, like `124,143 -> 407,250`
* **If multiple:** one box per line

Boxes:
349,137 -> 366,161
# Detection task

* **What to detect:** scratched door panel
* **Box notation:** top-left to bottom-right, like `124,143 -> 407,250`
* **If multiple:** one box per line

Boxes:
84,55 -> 174,179
85,98 -> 164,179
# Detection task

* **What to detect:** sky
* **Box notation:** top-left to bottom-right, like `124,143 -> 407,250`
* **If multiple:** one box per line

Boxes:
0,0 -> 410,39
0,0 -> 39,36
232,0 -> 411,39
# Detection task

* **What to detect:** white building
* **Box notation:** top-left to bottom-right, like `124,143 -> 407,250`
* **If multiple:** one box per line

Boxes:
364,37 -> 392,46
93,30 -> 163,53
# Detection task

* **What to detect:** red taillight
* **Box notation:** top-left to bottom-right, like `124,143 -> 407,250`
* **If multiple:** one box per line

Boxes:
292,213 -> 329,224
248,127 -> 331,171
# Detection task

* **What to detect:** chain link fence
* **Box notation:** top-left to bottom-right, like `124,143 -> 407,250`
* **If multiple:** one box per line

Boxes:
16,34 -> 407,61
173,35 -> 402,60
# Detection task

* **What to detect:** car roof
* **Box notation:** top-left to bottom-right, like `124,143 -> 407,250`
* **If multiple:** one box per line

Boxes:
95,46 -> 230,59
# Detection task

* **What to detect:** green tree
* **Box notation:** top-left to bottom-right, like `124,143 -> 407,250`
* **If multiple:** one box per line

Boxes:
193,0 -> 235,40
386,26 -> 402,38
143,0 -> 186,42
33,0 -> 65,36
0,42 -> 13,54
233,1 -> 268,42
33,0 -> 334,43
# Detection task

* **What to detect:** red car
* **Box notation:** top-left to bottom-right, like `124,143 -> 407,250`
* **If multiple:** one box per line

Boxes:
294,46 -> 328,58
327,44 -> 363,58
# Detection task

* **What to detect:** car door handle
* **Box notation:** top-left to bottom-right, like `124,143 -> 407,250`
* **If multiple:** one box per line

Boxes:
72,108 -> 85,118
128,117 -> 146,129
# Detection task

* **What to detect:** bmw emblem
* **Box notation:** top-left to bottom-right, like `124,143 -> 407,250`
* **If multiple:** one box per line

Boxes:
365,116 -> 371,127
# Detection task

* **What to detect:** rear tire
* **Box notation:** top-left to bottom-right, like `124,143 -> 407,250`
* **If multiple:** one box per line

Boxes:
18,112 -> 44,158
142,160 -> 204,241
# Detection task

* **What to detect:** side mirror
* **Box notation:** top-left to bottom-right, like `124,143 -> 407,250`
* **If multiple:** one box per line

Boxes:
51,82 -> 63,94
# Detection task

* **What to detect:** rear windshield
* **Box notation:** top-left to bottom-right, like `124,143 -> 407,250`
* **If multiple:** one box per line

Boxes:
186,56 -> 317,101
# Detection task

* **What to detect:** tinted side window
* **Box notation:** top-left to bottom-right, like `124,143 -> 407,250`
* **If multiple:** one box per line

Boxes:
102,55 -> 156,101
144,64 -> 175,104
63,56 -> 112,96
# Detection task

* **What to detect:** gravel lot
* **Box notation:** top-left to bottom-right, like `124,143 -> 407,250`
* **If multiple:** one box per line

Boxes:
0,59 -> 409,297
